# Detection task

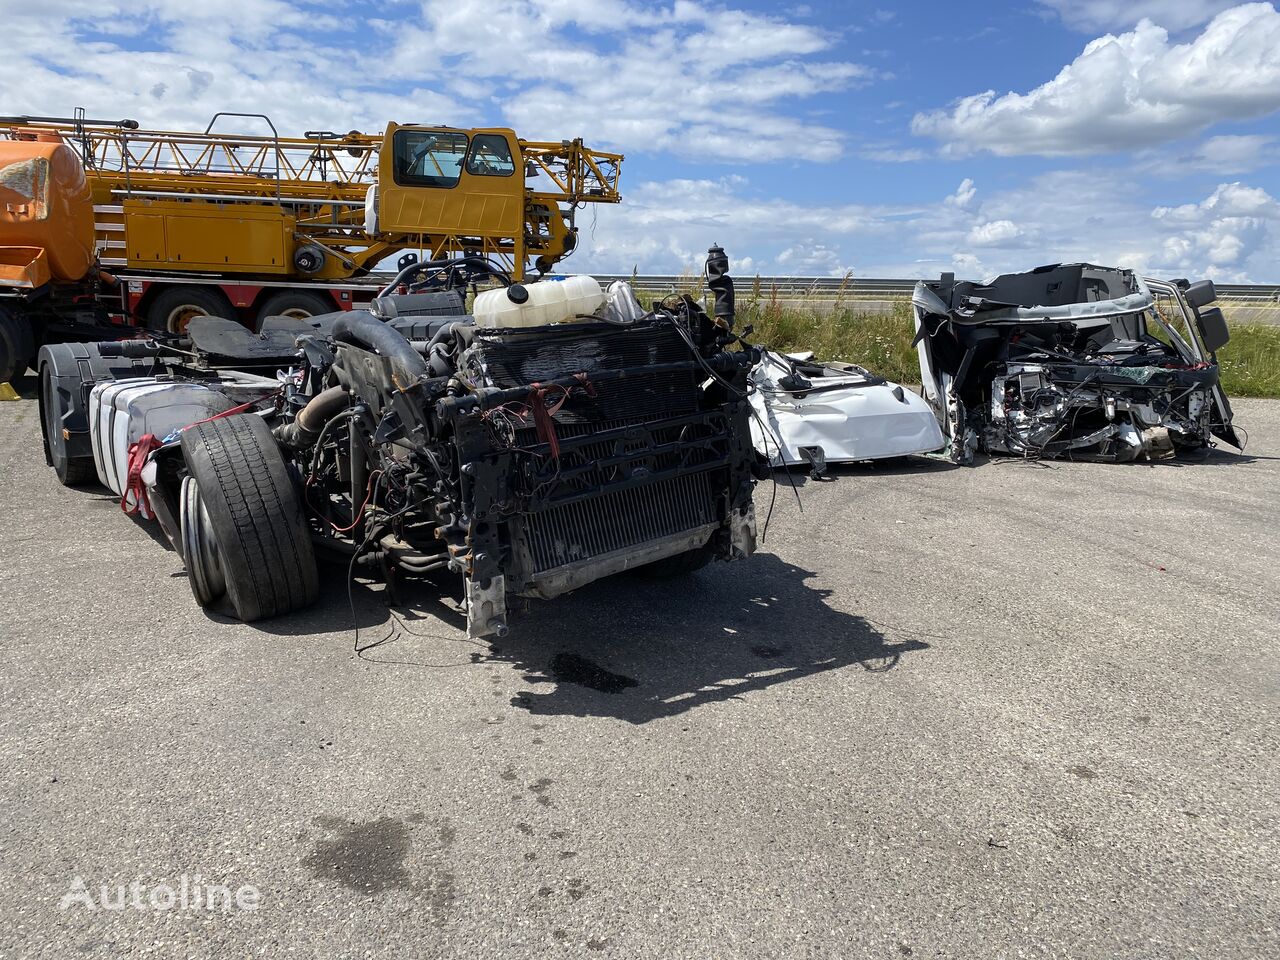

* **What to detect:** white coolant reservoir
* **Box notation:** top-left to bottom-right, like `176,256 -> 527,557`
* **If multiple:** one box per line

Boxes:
474,276 -> 605,328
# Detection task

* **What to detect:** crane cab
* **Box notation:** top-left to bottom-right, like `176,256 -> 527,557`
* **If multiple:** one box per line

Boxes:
367,124 -> 525,248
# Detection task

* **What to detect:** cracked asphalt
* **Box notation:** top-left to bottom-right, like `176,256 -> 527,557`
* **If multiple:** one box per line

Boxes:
0,383 -> 1275,959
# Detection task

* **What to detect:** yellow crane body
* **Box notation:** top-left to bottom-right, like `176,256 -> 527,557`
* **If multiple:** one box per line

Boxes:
0,114 -> 623,283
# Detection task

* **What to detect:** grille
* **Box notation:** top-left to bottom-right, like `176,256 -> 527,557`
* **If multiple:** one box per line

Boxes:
520,470 -> 715,574
473,319 -> 699,422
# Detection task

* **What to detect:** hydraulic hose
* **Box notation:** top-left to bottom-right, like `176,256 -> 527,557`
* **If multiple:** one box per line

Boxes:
331,310 -> 429,382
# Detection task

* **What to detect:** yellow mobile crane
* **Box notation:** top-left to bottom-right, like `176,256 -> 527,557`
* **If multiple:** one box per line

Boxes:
0,111 -> 622,376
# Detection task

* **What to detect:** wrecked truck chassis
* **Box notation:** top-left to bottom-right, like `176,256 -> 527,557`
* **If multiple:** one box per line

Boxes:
38,260 -> 760,640
912,265 -> 1240,464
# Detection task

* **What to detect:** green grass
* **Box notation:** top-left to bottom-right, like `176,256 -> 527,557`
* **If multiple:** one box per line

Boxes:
710,295 -> 1280,398
1213,322 -> 1280,398
738,299 -> 923,385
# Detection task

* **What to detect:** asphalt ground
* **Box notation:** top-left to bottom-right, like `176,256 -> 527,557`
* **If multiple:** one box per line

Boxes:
0,383 -> 1276,959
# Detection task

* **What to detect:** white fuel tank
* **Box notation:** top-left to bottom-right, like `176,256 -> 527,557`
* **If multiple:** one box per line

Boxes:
474,275 -> 605,328
89,378 -> 236,515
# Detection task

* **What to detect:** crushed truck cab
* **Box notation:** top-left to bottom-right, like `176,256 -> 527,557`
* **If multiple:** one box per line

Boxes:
912,263 -> 1240,464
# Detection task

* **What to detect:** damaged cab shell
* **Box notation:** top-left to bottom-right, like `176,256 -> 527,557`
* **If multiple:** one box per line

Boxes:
912,263 -> 1239,464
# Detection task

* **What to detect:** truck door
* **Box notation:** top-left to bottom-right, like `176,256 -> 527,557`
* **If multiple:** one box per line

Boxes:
373,125 -> 524,247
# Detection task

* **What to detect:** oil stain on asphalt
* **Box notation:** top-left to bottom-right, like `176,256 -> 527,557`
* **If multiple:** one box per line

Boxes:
304,814 -> 457,920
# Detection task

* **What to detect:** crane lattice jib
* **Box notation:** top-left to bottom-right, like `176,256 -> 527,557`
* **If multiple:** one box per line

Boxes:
523,140 -> 623,207
0,119 -> 622,208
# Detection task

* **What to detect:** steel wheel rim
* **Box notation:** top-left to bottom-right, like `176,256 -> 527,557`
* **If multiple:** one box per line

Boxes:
180,476 -> 226,604
166,305 -> 207,335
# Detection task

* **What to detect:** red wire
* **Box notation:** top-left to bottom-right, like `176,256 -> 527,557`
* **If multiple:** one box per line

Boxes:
320,470 -> 383,533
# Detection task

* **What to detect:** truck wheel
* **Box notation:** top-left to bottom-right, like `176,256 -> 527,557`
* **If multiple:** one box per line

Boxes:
255,290 -> 334,325
179,414 -> 319,622
147,286 -> 233,334
38,364 -> 96,486
0,306 -> 35,383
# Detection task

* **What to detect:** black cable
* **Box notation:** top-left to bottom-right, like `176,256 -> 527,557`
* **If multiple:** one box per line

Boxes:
662,309 -> 802,526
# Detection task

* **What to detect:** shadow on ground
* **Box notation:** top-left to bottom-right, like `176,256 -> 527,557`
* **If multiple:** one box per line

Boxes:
250,551 -> 927,724
494,554 -> 923,724
492,554 -> 926,723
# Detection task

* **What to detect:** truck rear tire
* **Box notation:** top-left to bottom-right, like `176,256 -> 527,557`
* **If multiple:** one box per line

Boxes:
38,364 -> 96,486
180,414 -> 319,622
255,290 -> 334,325
147,286 -> 234,334
0,306 -> 35,383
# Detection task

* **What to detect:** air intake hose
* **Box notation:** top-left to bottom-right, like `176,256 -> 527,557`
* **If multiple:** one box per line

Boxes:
274,385 -> 349,450
706,244 -> 735,329
331,310 -> 429,382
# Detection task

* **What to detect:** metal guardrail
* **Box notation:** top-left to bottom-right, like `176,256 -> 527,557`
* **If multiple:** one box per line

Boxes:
597,275 -> 1280,302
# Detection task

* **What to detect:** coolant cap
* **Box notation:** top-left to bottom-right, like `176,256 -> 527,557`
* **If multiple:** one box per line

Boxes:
506,283 -> 530,304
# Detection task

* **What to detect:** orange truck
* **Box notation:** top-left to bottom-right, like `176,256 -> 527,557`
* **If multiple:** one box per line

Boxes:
0,112 -> 622,383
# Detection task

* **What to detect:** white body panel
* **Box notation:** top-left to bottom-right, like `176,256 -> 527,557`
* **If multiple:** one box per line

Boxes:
749,351 -> 944,466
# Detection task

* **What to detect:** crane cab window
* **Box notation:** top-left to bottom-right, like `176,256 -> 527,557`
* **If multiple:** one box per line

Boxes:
393,130 -> 469,188
466,134 -> 516,177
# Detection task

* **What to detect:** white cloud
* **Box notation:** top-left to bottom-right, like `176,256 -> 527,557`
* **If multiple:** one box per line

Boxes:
912,3 -> 1280,156
1139,134 -> 1280,175
1153,181 -> 1280,221
570,169 -> 1280,282
1149,182 -> 1280,278
572,175 -> 920,275
967,220 -> 1024,247
1037,1 -> 1241,32
776,241 -> 848,275
382,1 -> 874,162
944,178 -> 977,208
0,1 -> 458,136
858,145 -> 930,162
0,1 -> 873,164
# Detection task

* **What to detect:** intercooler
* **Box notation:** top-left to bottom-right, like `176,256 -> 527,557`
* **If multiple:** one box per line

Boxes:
516,469 -> 716,576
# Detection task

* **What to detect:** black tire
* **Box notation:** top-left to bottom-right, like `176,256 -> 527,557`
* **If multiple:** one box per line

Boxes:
631,543 -> 714,580
180,414 -> 318,622
38,363 -> 96,486
255,290 -> 335,326
0,306 -> 35,383
146,285 -> 234,334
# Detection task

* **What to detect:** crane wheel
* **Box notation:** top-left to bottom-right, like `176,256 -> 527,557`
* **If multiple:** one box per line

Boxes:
146,286 -> 235,335
255,291 -> 336,326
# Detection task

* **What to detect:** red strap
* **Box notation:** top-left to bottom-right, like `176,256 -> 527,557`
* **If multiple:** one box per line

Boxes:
183,399 -> 260,431
526,377 -> 596,460
122,433 -> 163,516
527,384 -> 560,459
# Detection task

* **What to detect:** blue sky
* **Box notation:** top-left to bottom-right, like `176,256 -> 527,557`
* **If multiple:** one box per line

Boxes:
6,1 -> 1280,279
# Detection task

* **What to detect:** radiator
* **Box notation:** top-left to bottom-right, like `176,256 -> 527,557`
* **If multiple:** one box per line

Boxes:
519,469 -> 715,575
